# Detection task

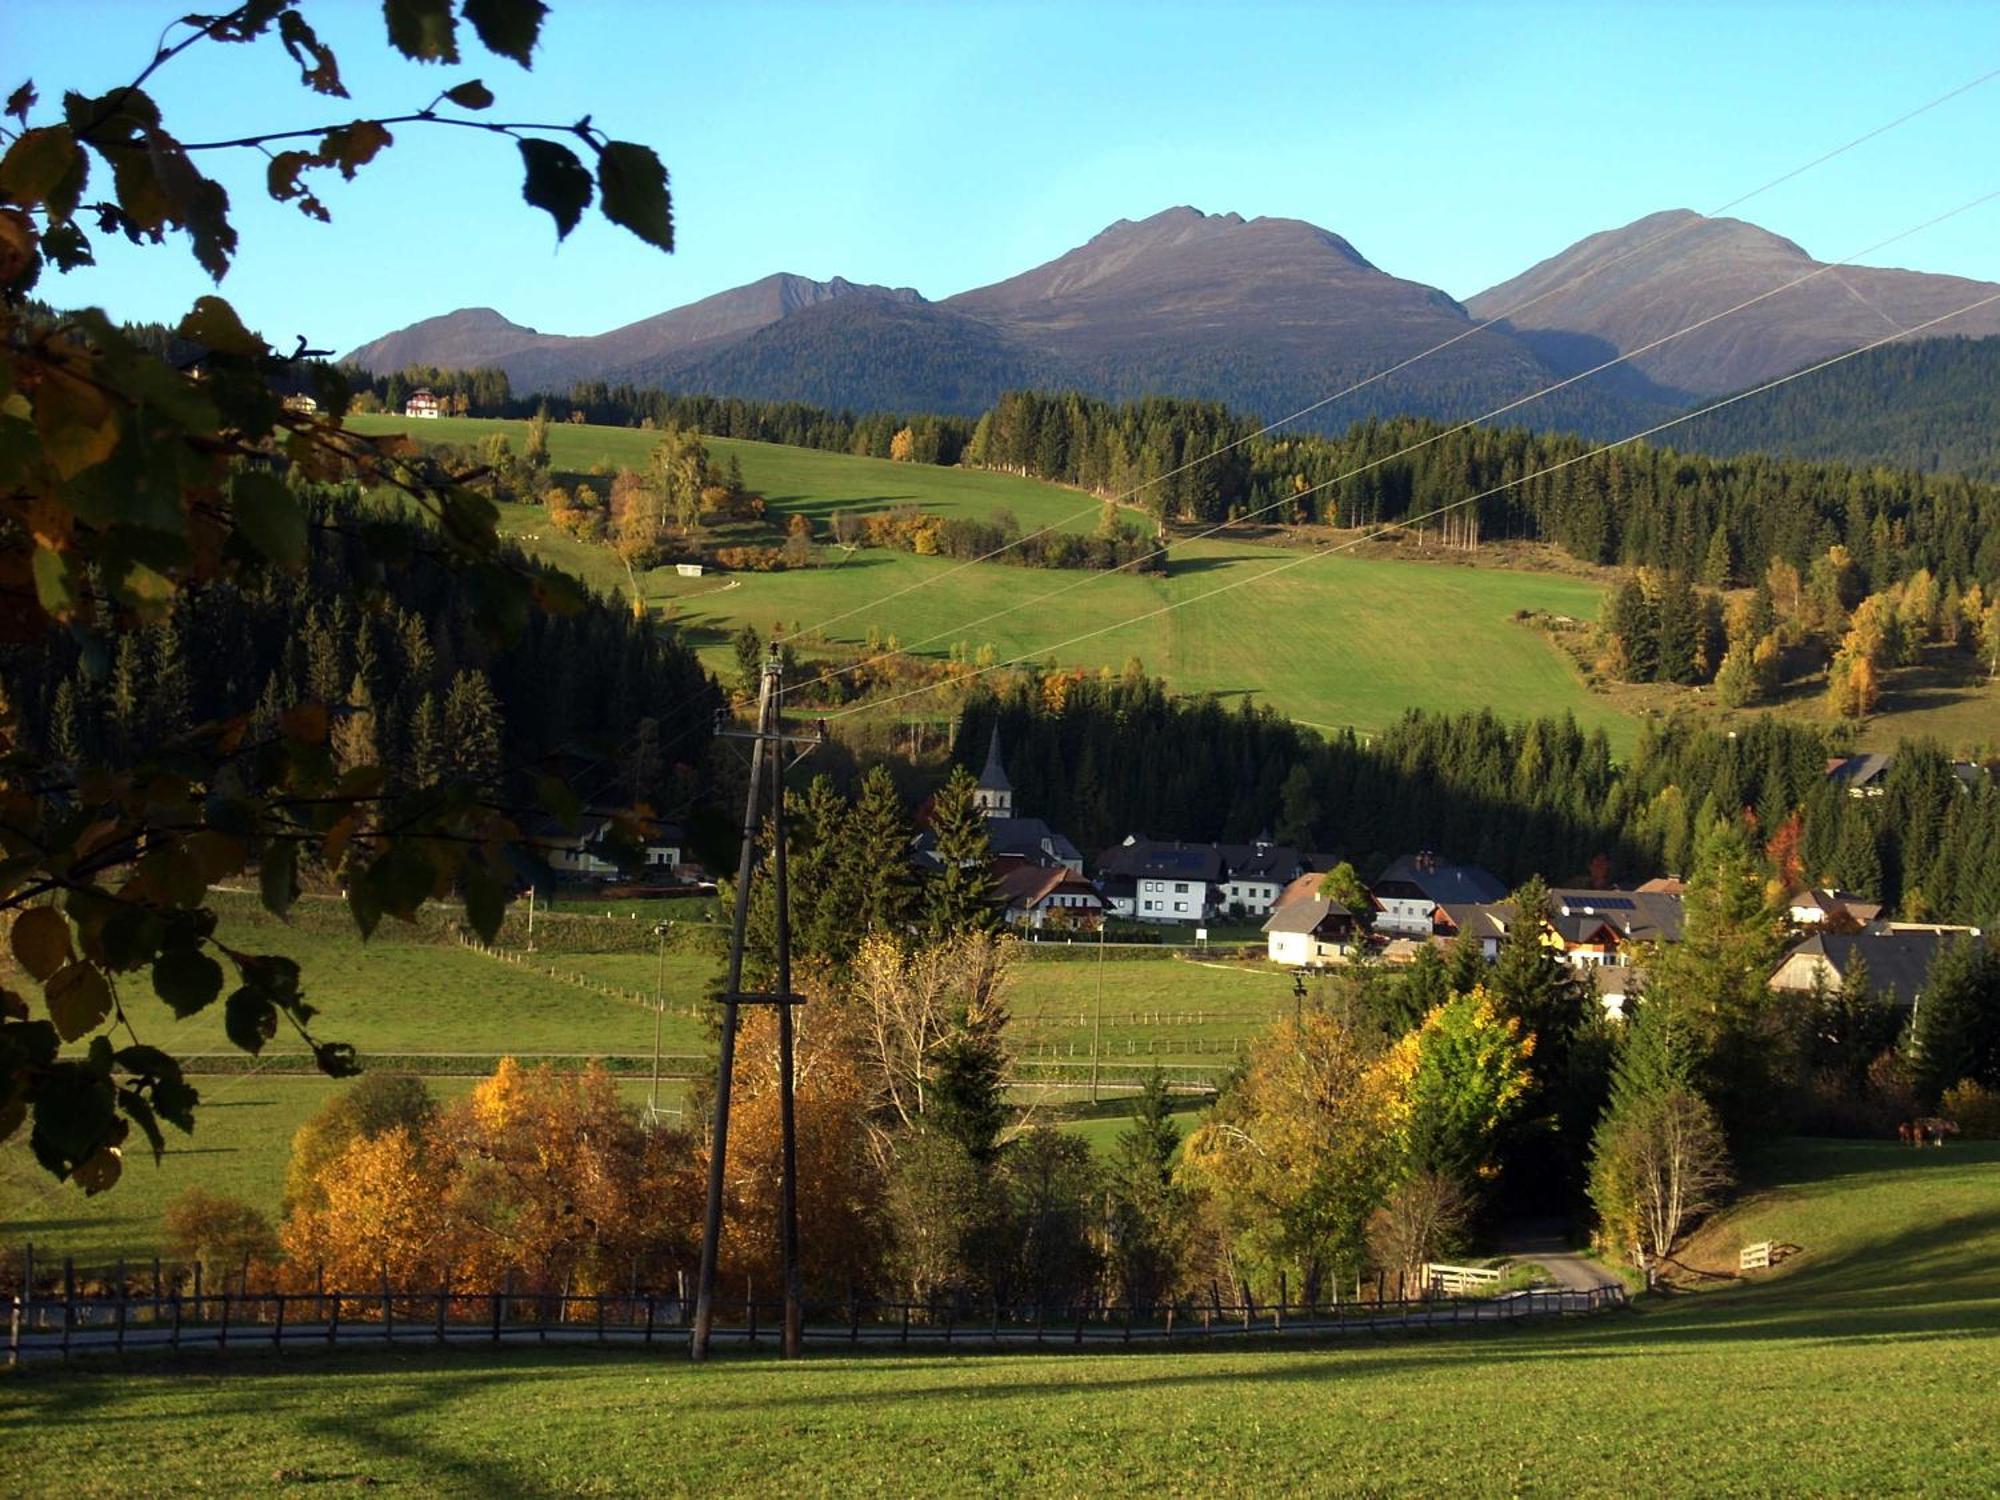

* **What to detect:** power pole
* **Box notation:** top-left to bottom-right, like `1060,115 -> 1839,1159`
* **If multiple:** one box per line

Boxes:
691,648 -> 819,1363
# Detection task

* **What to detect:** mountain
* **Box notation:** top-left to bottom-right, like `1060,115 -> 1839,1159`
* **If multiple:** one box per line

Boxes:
1673,335 -> 2000,481
342,273 -> 925,395
1466,210 -> 2000,397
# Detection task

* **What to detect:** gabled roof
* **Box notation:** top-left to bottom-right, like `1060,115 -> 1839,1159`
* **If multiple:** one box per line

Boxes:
1775,930 -> 1967,1006
1097,839 -> 1225,883
1549,888 -> 1684,944
1217,842 -> 1305,883
1374,855 -> 1508,907
977,726 -> 1012,793
1826,752 -> 1893,789
1261,881 -> 1355,936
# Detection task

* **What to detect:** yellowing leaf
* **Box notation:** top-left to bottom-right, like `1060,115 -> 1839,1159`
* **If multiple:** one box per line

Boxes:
45,960 -> 113,1041
11,905 -> 72,980
72,1144 -> 122,1195
30,366 -> 118,479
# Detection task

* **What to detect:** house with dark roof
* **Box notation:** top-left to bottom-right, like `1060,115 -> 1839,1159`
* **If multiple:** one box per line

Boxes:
1097,839 -> 1227,924
1262,872 -> 1361,966
1371,853 -> 1508,937
1435,888 -> 1684,968
1768,929 -> 1977,1007
1826,752 -> 1893,797
1215,840 -> 1312,918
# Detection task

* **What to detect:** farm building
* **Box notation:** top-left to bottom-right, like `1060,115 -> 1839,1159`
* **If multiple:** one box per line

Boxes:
998,861 -> 1105,931
1370,853 -> 1507,937
1261,873 -> 1361,966
404,388 -> 443,419
1768,929 -> 1975,1007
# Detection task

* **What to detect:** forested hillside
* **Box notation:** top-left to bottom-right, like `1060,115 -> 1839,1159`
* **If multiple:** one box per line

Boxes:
0,490 -> 722,824
1676,337 -> 2000,481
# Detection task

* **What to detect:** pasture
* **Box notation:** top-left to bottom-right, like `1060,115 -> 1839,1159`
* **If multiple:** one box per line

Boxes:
344,414 -> 1627,742
5,1139 -> 1994,1496
0,907 -> 1290,1261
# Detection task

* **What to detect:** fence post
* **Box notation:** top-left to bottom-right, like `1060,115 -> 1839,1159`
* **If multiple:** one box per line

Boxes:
116,1278 -> 128,1355
327,1286 -> 340,1347
595,1292 -> 606,1346
902,1304 -> 911,1348
381,1271 -> 393,1344
644,1294 -> 656,1347
8,1294 -> 19,1368
218,1287 -> 230,1352
171,1291 -> 182,1353
438,1282 -> 449,1346
273,1291 -> 286,1352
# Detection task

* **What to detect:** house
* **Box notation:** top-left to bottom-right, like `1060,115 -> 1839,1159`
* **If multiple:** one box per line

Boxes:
1262,872 -> 1361,967
528,814 -> 683,882
1825,752 -> 1892,797
1370,853 -> 1508,937
1098,839 -> 1226,924
998,862 -> 1105,931
281,393 -> 318,414
404,388 -> 443,419
675,563 -> 704,578
1436,888 -> 1684,969
1215,840 -> 1312,919
1768,929 -> 1975,1008
1592,964 -> 1642,1020
1786,888 -> 1884,930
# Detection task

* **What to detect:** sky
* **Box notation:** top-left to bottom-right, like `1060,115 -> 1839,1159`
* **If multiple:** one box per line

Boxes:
5,2 -> 1999,355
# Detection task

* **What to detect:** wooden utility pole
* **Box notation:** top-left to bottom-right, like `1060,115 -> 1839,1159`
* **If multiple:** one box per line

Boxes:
691,648 -> 819,1363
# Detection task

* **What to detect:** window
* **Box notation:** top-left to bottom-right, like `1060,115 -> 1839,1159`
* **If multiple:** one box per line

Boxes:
1174,882 -> 1189,894
1175,902 -> 1188,913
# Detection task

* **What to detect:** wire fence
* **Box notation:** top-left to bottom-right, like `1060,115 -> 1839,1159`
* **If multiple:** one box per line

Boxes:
5,1275 -> 1624,1366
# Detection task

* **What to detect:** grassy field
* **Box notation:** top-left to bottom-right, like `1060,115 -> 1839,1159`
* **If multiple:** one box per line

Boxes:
4,1139 -> 1993,1495
345,414 -> 1627,742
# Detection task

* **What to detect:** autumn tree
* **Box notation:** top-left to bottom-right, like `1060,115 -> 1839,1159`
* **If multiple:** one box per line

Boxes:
1179,1007 -> 1393,1303
161,1186 -> 279,1279
0,2 -> 677,1191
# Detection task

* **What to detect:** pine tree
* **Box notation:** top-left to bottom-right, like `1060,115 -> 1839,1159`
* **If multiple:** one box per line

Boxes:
331,673 -> 379,777
48,676 -> 85,766
442,670 -> 503,788
1607,579 -> 1658,681
1656,574 -> 1701,685
843,765 -> 916,936
106,631 -> 147,761
406,691 -> 444,789
923,766 -> 1000,938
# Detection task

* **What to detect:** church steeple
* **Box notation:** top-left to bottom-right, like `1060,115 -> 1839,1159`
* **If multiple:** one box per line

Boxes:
974,725 -> 1013,818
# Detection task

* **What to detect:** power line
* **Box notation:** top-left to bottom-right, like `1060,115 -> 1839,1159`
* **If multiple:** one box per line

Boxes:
826,286 -> 2000,724
770,63 -> 2000,650
780,186 -> 2000,706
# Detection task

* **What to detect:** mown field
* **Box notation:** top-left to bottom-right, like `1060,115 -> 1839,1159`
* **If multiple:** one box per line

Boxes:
0,901 -> 1290,1261
344,414 -> 1627,743
5,1139 -> 1993,1496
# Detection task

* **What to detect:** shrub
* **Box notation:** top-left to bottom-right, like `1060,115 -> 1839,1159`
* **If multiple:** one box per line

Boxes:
160,1188 -> 279,1276
1941,1079 -> 2000,1138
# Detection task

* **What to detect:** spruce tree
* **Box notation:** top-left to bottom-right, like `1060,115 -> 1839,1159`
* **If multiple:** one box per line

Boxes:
924,767 -> 1000,938
442,670 -> 503,788
843,765 -> 916,936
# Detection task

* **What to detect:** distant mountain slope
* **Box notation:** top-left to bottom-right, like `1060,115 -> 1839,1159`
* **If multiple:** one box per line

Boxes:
341,274 -> 923,394
633,297 -> 1065,415
1467,210 -> 2000,396
1673,336 -> 2000,481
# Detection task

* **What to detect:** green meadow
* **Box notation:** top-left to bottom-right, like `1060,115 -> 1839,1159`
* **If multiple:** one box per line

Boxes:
6,1140 -> 1994,1496
344,414 -> 1626,742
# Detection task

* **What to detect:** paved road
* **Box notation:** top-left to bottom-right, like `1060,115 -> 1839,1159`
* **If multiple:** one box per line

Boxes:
1497,1220 -> 1625,1293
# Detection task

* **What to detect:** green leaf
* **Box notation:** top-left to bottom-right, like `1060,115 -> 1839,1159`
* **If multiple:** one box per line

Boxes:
230,468 -> 307,566
223,987 -> 277,1055
0,126 -> 82,211
383,0 -> 460,63
121,1092 -> 165,1162
517,138 -> 591,241
178,294 -> 263,355
152,947 -> 225,1017
29,1063 -> 118,1178
11,906 -> 73,981
462,860 -> 505,944
444,79 -> 494,110
462,0 -> 547,65
260,837 -> 300,917
45,962 -> 113,1042
596,141 -> 673,251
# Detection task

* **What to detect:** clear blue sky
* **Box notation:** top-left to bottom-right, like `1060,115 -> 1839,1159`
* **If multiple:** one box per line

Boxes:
5,2 -> 1998,355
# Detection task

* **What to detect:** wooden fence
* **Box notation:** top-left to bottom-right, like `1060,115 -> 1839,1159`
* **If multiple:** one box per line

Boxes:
1423,1263 -> 1503,1296
5,1277 -> 1625,1367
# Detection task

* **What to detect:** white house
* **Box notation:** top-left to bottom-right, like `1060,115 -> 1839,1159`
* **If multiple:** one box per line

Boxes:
1094,840 -> 1225,924
1262,873 -> 1360,967
999,863 -> 1105,931
404,388 -> 443,419
1371,853 -> 1508,937
1215,841 -> 1311,919
536,815 -> 683,881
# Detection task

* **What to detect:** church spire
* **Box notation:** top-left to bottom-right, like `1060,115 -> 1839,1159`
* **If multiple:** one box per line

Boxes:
975,725 -> 1013,817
